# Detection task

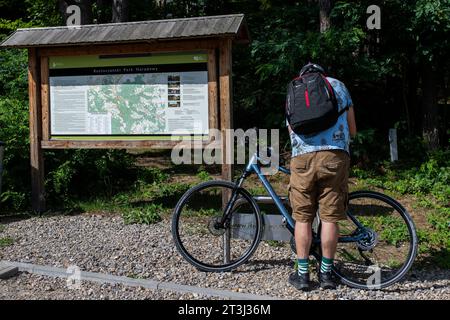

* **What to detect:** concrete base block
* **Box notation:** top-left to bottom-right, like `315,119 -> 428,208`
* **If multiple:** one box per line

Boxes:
0,265 -> 19,279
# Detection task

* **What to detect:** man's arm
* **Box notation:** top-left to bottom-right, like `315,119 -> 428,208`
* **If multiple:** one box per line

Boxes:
347,105 -> 357,137
285,117 -> 293,134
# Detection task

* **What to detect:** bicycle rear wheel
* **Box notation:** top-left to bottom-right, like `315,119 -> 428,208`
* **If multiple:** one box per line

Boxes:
333,191 -> 418,289
172,180 -> 263,272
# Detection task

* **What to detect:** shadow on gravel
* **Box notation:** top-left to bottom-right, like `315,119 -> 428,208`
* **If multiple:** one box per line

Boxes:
414,248 -> 450,272
0,214 -> 34,225
0,208 -> 86,226
234,258 -> 293,273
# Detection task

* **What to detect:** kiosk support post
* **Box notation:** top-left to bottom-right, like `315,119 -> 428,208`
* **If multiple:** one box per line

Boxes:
219,39 -> 234,264
28,48 -> 46,213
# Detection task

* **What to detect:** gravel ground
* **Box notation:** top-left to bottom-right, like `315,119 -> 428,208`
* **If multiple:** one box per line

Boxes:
1,214 -> 449,300
0,272 -> 218,300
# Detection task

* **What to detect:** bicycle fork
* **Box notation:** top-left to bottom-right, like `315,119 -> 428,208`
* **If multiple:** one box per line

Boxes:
216,172 -> 249,264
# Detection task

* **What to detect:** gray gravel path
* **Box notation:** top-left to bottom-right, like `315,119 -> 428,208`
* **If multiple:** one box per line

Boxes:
1,214 -> 449,300
0,272 -> 218,300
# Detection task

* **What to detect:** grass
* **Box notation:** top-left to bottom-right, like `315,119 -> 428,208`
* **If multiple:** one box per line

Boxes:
265,240 -> 285,248
196,170 -> 211,182
357,215 -> 410,246
0,224 -> 12,247
122,204 -> 163,225
0,237 -> 14,247
70,168 -> 200,225
247,186 -> 267,195
351,151 -> 450,269
386,258 -> 403,269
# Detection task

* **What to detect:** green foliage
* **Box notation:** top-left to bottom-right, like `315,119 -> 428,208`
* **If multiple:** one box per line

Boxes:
265,240 -> 284,248
0,49 -> 28,98
0,191 -> 26,211
138,167 -> 170,185
0,25 -> 194,212
0,236 -> 14,247
413,0 -> 450,61
350,129 -> 379,163
355,148 -> 450,268
353,148 -> 450,202
45,149 -> 138,205
0,98 -> 30,211
417,224 -> 450,269
122,204 -> 163,225
0,18 -> 34,40
248,185 -> 267,196
23,0 -> 61,27
150,181 -> 192,199
358,215 -> 410,246
196,170 -> 211,182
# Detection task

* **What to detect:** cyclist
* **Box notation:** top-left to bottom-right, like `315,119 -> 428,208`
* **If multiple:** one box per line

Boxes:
286,63 -> 357,290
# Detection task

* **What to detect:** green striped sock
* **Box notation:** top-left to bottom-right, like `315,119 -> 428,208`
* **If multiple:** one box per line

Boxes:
321,256 -> 334,274
297,258 -> 309,275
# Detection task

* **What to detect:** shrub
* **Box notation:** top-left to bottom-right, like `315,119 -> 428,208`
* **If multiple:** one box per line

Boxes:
45,149 -> 139,205
122,204 -> 163,225
196,170 -> 211,182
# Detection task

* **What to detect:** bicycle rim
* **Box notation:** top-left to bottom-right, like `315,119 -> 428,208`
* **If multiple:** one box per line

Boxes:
172,180 -> 263,272
333,191 -> 418,289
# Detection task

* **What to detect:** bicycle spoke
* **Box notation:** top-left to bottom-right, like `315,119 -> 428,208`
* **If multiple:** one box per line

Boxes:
172,181 -> 262,271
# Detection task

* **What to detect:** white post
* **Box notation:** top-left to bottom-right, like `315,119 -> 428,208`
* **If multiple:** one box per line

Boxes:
389,129 -> 398,162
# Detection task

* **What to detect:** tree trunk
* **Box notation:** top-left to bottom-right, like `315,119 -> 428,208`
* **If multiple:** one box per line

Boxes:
406,60 -> 420,136
112,0 -> 129,23
421,61 -> 440,150
318,0 -> 332,33
58,0 -> 93,25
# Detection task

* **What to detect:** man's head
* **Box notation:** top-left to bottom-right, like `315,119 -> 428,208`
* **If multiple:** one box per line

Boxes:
299,63 -> 326,76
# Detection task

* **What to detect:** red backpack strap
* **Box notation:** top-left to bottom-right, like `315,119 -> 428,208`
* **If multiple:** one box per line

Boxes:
322,75 -> 335,98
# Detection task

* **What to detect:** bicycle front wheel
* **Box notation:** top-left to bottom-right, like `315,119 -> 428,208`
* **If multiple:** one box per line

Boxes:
333,191 -> 418,289
172,180 -> 263,272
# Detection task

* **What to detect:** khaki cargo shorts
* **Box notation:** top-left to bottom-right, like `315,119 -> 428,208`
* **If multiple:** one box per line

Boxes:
289,150 -> 350,223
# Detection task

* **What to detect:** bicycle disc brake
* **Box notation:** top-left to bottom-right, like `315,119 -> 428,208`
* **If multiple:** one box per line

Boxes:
207,216 -> 227,236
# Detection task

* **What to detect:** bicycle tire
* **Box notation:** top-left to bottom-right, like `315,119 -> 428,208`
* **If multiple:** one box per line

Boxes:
333,190 -> 418,289
172,180 -> 263,272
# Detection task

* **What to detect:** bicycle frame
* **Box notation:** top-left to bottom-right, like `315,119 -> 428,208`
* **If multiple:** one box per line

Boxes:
228,153 -> 368,245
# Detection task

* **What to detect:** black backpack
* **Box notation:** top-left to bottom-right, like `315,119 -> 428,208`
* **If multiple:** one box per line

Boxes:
285,71 -> 347,135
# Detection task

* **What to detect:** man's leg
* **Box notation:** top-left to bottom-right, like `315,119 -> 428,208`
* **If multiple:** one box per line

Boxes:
288,153 -> 316,291
320,221 -> 339,260
289,220 -> 313,291
318,221 -> 340,289
295,221 -> 312,259
316,150 -> 350,289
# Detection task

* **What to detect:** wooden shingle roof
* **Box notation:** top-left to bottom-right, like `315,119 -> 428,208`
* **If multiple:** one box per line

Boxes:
1,14 -> 249,48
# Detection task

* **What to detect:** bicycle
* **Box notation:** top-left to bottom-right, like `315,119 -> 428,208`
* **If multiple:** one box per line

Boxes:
172,148 -> 418,290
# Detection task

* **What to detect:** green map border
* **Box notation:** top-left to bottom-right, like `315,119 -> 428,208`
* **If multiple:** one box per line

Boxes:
49,52 -> 208,69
